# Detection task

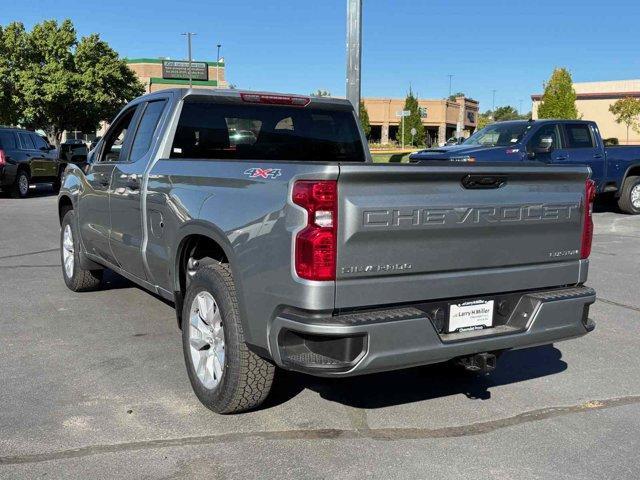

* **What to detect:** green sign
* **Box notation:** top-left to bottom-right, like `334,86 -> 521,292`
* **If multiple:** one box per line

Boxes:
162,60 -> 208,81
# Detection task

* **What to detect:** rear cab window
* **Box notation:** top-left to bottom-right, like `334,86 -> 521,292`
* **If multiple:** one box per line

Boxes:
565,124 -> 595,149
129,100 -> 167,162
170,96 -> 365,162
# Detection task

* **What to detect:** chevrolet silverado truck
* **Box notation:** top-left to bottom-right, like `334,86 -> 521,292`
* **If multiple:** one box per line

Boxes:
410,119 -> 640,214
58,89 -> 597,413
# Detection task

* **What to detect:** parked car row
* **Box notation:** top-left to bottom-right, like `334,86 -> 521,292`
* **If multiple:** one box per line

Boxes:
0,129 -> 92,198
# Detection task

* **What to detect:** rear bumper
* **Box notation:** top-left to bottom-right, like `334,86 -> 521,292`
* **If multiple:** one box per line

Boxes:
0,165 -> 17,187
268,286 -> 596,377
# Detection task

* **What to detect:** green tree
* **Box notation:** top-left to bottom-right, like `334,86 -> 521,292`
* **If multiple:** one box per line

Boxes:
477,110 -> 493,129
359,100 -> 371,139
0,23 -> 29,126
311,89 -> 331,97
493,105 -> 522,121
1,19 -> 144,148
395,87 -> 425,147
537,68 -> 578,119
448,92 -> 465,102
609,97 -> 640,144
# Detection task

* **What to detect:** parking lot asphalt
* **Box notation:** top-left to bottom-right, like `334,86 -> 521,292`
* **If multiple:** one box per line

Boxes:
1,188 -> 639,479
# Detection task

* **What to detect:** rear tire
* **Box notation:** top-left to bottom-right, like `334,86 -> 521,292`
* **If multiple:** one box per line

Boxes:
617,175 -> 640,214
60,210 -> 103,291
11,170 -> 30,198
181,262 -> 275,414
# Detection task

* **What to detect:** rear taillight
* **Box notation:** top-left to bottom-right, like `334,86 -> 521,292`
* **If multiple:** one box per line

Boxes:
0,149 -> 6,167
292,180 -> 337,281
581,179 -> 596,259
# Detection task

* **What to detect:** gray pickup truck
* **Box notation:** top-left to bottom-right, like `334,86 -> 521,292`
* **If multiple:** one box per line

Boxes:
58,89 -> 597,413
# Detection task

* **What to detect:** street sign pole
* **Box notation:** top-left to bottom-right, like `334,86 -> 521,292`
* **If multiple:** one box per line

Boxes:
346,0 -> 362,116
396,110 -> 410,150
181,32 -> 197,88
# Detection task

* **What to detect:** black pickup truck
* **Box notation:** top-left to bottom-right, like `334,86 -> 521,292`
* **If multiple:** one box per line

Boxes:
0,127 -> 60,198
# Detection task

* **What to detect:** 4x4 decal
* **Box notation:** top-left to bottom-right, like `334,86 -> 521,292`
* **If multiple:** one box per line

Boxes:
244,168 -> 282,179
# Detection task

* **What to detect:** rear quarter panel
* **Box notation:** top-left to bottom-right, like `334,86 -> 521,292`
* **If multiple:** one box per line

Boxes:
145,159 -> 339,348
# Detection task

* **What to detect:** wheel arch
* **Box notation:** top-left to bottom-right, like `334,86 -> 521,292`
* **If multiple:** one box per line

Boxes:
16,162 -> 31,177
622,164 -> 640,184
616,163 -> 640,199
58,195 -> 74,225
172,222 -> 241,329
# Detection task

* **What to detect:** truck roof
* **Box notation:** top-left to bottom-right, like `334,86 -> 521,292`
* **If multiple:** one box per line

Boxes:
136,87 -> 353,108
491,119 -> 596,126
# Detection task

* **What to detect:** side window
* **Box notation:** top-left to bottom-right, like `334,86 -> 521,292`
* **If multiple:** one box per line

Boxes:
527,124 -> 561,152
100,107 -> 138,162
31,134 -> 49,151
18,132 -> 35,150
128,100 -> 167,163
0,131 -> 17,149
565,124 -> 595,149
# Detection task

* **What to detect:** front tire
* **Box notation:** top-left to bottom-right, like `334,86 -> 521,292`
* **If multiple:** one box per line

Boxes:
181,262 -> 275,414
617,175 -> 640,214
11,170 -> 30,198
60,210 -> 103,291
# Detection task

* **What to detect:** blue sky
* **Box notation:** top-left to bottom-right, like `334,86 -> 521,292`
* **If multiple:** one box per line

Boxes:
5,0 -> 640,113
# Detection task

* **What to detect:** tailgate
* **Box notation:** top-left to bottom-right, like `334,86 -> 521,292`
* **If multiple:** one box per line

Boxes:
335,163 -> 590,308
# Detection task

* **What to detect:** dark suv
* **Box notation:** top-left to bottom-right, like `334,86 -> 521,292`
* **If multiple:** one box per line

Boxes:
0,127 -> 60,198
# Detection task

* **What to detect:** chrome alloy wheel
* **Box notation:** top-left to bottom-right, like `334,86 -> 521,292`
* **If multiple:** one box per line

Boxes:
189,291 -> 225,390
18,174 -> 29,196
62,224 -> 74,279
631,184 -> 640,209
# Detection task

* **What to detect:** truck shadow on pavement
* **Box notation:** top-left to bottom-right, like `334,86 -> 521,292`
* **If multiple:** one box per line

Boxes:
264,345 -> 567,410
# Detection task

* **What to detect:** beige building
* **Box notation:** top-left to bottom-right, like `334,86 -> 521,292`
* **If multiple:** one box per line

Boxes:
125,57 -> 228,92
532,79 -> 640,144
363,96 -> 479,146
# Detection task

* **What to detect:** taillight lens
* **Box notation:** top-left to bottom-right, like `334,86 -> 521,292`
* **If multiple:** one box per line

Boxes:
581,179 -> 596,259
292,180 -> 337,281
0,149 -> 6,167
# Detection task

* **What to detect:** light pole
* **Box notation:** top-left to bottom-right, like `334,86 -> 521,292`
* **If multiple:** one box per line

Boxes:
346,0 -> 362,116
448,74 -> 454,97
518,99 -> 523,114
491,89 -> 497,113
216,44 -> 221,88
181,32 -> 196,88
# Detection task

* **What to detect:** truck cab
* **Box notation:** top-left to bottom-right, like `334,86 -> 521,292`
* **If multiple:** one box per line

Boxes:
410,119 -> 640,214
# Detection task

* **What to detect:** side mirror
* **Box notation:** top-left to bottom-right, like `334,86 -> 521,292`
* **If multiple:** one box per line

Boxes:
534,136 -> 554,154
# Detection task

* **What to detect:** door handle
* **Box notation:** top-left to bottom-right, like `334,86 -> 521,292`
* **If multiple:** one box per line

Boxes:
594,153 -> 604,159
555,155 -> 568,161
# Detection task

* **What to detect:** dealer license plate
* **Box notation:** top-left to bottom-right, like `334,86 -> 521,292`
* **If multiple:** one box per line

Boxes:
447,300 -> 494,333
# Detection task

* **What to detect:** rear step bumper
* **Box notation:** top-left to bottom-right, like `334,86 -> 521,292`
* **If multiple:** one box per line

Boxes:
268,286 -> 596,377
